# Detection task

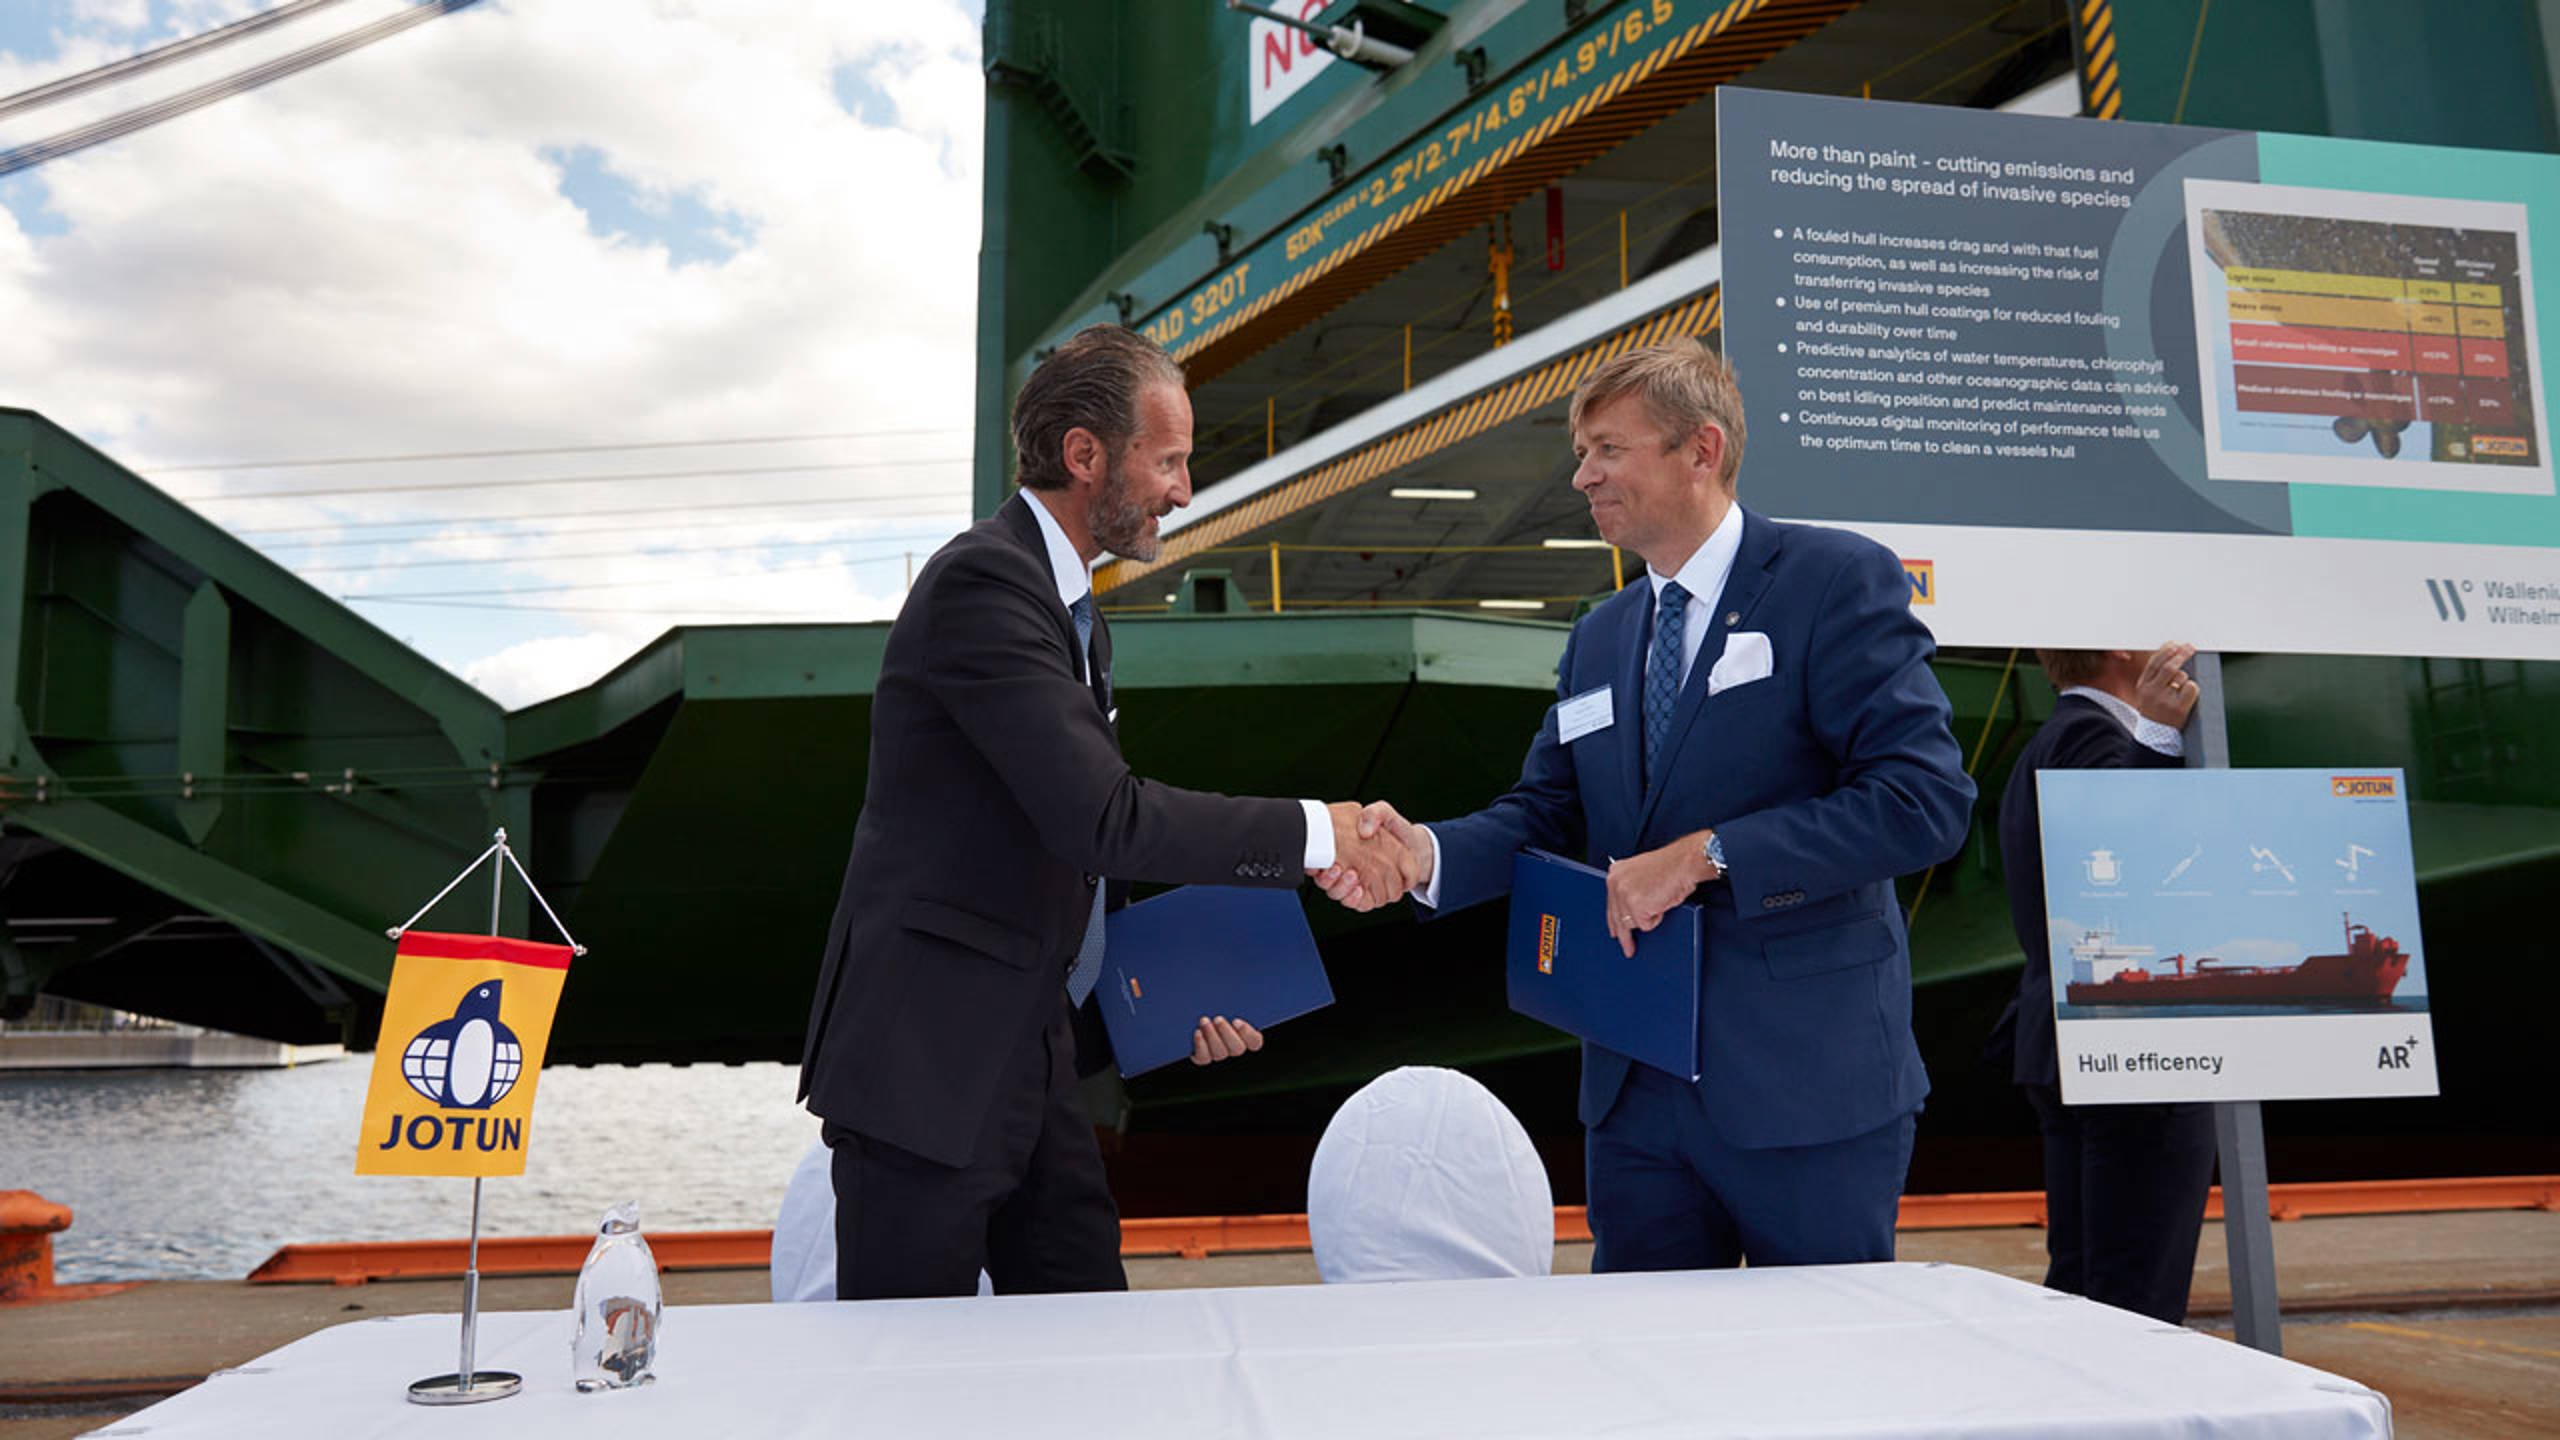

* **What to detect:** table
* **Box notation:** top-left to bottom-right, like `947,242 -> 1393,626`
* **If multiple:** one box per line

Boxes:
104,1263 -> 2389,1438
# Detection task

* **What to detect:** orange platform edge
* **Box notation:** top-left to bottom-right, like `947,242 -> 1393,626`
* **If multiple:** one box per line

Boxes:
236,1175 -> 2560,1285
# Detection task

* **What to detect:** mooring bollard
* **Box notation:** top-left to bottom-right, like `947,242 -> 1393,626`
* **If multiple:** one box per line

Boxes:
0,1189 -> 73,1303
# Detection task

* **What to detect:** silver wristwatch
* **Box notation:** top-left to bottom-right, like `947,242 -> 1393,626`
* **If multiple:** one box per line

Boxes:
1702,831 -> 1726,874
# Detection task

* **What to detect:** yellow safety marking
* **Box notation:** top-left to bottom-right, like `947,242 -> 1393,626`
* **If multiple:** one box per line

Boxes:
1161,0 -> 1787,370
2344,1322 -> 2560,1361
2081,0 -> 2120,119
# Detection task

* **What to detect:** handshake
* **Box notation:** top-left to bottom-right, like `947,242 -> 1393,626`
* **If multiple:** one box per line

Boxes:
1310,800 -> 1431,911
1309,802 -> 1726,959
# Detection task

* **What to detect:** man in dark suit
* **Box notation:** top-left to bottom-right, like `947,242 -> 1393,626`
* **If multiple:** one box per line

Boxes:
1990,643 -> 2216,1323
1324,339 -> 1974,1270
798,324 -> 1416,1301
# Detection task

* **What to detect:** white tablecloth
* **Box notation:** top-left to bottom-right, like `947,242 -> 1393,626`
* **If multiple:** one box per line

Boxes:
102,1263 -> 2389,1439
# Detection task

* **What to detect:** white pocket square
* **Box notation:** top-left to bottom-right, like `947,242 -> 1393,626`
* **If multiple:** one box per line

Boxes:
1707,631 -> 1773,695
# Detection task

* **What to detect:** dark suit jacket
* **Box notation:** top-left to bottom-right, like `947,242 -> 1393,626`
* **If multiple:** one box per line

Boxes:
1994,693 -> 2183,1086
1425,508 -> 1974,1148
797,494 -> 1307,1167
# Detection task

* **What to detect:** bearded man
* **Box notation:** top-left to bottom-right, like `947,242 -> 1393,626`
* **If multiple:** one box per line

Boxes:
797,324 -> 1414,1299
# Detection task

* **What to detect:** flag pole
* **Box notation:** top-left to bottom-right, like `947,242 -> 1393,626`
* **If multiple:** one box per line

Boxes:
406,827 -> 527,1405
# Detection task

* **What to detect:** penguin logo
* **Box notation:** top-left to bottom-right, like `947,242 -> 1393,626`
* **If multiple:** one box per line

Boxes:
400,981 -> 526,1110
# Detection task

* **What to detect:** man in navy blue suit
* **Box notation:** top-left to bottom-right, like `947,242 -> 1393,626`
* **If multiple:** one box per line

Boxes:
1322,338 -> 1974,1270
1989,644 -> 2216,1323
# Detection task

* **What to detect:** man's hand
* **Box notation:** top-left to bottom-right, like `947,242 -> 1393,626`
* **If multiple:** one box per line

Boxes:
2131,641 -> 2201,728
1313,800 -> 1428,910
1605,830 -> 1718,958
1320,794 -> 1423,907
1189,1016 -> 1263,1066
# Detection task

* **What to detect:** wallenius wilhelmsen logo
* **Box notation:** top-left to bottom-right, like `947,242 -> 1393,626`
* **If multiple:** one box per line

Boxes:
2424,578 -> 2469,621
400,980 -> 525,1109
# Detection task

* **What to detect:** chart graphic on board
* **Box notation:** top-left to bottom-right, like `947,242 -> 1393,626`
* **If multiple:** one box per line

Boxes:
2185,180 -> 2549,496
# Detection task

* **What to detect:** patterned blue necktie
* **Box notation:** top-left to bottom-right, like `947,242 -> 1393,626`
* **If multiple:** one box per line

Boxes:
1066,595 -> 1107,1006
1643,580 -> 1689,786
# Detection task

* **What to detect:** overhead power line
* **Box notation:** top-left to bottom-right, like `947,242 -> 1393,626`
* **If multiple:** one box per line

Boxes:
178,456 -> 969,503
231,491 -> 966,539
0,0 -> 484,179
345,596 -> 865,617
0,0 -> 359,121
252,504 -> 964,551
349,550 -> 880,600
154,425 -> 970,472
291,531 -> 939,574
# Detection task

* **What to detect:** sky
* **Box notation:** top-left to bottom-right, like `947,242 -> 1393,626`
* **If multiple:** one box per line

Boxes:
0,0 -> 988,706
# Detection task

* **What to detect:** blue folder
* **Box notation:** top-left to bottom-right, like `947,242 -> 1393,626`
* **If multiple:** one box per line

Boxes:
1506,849 -> 1701,1080
1099,885 -> 1335,1077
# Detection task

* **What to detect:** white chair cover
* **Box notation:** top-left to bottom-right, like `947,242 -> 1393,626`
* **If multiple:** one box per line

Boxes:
1307,1065 -> 1554,1283
770,1135 -> 837,1303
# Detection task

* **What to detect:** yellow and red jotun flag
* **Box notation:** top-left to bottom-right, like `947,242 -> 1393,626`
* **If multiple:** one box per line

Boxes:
356,931 -> 573,1178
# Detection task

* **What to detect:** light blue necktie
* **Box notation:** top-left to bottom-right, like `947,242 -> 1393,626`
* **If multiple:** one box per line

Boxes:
1066,596 -> 1107,1006
1643,581 -> 1689,786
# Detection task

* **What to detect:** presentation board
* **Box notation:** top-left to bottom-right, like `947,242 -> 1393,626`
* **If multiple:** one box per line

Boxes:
1719,87 -> 2560,659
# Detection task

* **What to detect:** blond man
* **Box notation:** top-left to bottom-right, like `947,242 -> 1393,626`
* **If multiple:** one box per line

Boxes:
1326,339 -> 1973,1269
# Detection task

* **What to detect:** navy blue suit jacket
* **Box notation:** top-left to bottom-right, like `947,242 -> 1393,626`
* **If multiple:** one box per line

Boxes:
1424,508 -> 1975,1149
1995,693 -> 2183,1087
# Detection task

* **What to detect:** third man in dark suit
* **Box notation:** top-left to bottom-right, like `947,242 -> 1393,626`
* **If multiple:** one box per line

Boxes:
1991,643 -> 2215,1323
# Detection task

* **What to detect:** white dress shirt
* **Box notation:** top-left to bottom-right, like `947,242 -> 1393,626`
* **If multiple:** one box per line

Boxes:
2059,684 -> 2184,757
1410,507 -> 1745,908
1643,504 -> 1744,693
1023,491 -> 1334,868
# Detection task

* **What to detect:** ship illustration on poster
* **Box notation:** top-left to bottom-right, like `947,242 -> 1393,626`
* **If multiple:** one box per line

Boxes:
2060,913 -> 2421,1018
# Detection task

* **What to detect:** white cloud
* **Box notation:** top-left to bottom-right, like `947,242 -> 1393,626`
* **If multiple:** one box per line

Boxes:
0,0 -> 983,705
462,632 -> 635,709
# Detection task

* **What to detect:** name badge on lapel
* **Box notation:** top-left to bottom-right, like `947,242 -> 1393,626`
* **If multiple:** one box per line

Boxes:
1556,686 -> 1615,743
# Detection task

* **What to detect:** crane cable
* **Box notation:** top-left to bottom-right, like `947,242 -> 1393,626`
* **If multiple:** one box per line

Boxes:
0,0 -> 359,122
0,0 -> 483,179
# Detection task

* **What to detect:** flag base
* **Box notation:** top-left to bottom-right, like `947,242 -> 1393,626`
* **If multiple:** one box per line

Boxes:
406,1371 -> 522,1405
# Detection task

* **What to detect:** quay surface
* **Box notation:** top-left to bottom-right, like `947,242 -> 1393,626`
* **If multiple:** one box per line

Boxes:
3,1208 -> 2553,1439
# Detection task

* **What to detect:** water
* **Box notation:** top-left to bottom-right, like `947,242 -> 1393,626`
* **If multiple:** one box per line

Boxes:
0,1060 -> 820,1283
2057,997 -> 2433,1021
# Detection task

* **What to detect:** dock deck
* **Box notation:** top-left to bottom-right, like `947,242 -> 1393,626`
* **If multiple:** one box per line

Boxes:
5,1209 -> 2554,1438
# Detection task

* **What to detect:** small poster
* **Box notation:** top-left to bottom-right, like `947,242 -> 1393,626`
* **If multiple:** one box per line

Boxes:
2037,768 -> 2438,1104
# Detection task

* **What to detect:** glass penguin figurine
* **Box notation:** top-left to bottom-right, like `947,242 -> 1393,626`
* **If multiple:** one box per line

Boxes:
570,1201 -> 661,1391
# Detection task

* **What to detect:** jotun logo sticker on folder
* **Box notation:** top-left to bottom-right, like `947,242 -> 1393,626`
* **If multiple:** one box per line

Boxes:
1506,850 -> 1701,1080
